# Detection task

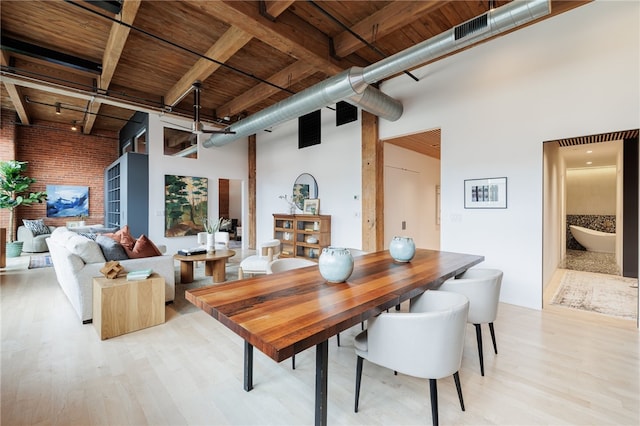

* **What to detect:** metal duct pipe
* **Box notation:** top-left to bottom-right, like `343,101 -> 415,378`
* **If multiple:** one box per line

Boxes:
204,67 -> 402,147
205,0 -> 550,147
362,0 -> 550,84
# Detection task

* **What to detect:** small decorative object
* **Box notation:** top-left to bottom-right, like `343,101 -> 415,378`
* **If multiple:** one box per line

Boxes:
313,221 -> 319,231
284,221 -> 291,228
303,198 -> 320,214
309,249 -> 316,259
306,236 -> 318,244
389,236 -> 416,262
100,261 -> 124,279
279,194 -> 297,215
284,232 -> 291,241
206,233 -> 215,253
318,246 -> 354,283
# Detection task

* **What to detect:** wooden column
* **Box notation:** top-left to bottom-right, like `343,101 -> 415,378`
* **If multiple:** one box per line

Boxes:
361,111 -> 384,252
248,134 -> 257,250
0,228 -> 6,268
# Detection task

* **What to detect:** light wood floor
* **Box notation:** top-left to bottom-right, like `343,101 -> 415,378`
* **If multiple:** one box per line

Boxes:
1,265 -> 638,425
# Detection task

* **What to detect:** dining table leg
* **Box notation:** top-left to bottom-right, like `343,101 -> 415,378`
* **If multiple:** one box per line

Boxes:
244,341 -> 253,391
315,340 -> 328,426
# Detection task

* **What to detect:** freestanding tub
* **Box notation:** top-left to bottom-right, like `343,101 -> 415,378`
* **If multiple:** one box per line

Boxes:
569,225 -> 615,254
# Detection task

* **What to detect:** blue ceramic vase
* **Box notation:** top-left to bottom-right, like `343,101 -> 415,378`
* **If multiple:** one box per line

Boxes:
318,247 -> 354,283
389,236 -> 416,262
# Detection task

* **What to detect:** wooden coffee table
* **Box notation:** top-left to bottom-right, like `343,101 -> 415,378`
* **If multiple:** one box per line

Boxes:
174,250 -> 236,283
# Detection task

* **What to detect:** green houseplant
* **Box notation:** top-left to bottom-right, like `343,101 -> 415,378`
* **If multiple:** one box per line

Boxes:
0,160 -> 48,257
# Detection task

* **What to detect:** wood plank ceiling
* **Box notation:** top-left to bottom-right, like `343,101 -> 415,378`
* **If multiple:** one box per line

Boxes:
1,0 -> 589,157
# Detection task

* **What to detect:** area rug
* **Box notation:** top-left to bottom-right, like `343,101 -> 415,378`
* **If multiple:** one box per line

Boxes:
171,260 -> 241,315
551,270 -> 638,320
28,255 -> 53,269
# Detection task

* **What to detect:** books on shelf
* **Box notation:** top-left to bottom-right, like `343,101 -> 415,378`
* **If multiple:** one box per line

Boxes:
127,269 -> 153,281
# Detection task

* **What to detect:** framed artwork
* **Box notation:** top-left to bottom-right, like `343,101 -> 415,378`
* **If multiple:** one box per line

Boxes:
464,177 -> 507,209
303,198 -> 320,215
164,175 -> 208,237
46,185 -> 89,217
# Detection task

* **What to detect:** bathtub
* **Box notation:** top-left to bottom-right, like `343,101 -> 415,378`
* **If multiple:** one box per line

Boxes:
569,225 -> 615,254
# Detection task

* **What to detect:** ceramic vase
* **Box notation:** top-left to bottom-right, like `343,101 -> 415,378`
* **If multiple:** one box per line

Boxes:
206,233 -> 215,252
318,246 -> 354,283
389,236 -> 415,262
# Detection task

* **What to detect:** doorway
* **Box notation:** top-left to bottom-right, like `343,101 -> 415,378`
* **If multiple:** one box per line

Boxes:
542,130 -> 639,326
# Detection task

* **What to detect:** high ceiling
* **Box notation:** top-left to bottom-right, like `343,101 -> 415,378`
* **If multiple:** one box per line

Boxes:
1,0 -> 588,149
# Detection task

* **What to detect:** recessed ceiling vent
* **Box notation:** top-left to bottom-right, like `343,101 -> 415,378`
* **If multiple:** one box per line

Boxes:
454,13 -> 489,41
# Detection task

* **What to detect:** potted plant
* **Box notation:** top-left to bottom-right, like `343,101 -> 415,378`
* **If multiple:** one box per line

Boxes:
0,160 -> 48,257
203,217 -> 232,251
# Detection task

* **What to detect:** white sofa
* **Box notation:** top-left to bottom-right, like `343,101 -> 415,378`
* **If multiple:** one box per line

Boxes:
46,227 -> 175,323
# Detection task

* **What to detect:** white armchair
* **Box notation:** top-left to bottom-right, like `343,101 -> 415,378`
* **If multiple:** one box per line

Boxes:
354,290 -> 470,426
238,239 -> 281,279
438,268 -> 503,376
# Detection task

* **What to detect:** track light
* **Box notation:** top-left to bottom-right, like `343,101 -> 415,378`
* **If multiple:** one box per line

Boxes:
55,102 -> 61,115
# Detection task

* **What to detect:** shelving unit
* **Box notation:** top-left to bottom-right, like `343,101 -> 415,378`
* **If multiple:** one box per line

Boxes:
104,152 -> 149,236
273,214 -> 331,261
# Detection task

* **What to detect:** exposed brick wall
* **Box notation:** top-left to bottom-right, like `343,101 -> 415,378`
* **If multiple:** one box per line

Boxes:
1,109 -> 120,239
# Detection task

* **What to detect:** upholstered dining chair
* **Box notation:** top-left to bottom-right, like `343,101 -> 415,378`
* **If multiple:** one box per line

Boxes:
354,290 -> 470,426
238,239 -> 281,279
437,268 -> 503,376
266,257 -> 316,274
266,257 -> 329,370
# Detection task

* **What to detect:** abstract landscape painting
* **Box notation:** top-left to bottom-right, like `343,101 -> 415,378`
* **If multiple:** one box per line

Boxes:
164,175 -> 208,237
46,185 -> 89,218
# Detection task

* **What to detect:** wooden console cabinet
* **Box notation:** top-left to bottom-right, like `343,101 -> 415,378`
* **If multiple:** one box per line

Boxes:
273,214 -> 331,260
92,273 -> 165,340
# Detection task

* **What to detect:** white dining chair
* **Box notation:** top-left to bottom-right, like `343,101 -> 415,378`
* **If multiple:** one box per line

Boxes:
238,239 -> 281,279
266,257 -> 316,274
266,256 -> 332,370
354,290 -> 470,426
437,268 -> 503,376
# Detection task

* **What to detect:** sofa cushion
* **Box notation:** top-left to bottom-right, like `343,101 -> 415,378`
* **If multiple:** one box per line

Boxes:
65,234 -> 106,264
22,219 -> 50,236
105,225 -> 136,250
95,235 -> 129,261
125,235 -> 163,258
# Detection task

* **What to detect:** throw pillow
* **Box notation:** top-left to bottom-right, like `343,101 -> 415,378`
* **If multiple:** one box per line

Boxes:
95,235 -> 129,261
65,234 -> 106,264
104,225 -> 136,250
22,219 -> 50,236
125,234 -> 163,259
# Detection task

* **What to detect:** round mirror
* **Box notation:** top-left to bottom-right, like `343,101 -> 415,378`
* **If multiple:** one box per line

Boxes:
292,173 -> 318,210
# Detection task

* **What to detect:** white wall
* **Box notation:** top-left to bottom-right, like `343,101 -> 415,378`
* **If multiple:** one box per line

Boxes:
378,0 -> 640,309
146,114 -> 249,255
566,167 -> 616,214
384,143 -> 440,249
543,142 -> 563,290
255,107 -> 363,249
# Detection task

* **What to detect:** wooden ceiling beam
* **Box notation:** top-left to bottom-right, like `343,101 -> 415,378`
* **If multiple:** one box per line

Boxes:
164,26 -> 253,107
216,61 -> 316,118
187,0 -> 345,75
260,0 -> 295,21
84,0 -> 141,134
0,51 -> 29,125
332,1 -> 447,58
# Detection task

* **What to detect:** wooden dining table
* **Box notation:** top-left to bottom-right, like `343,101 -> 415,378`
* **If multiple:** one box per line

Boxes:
186,248 -> 484,426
